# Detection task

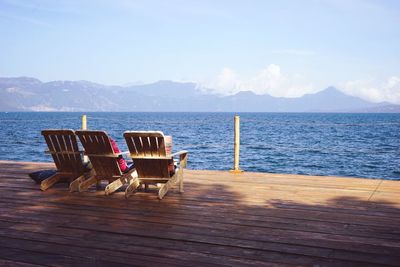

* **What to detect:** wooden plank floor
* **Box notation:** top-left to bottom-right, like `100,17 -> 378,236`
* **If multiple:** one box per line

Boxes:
0,160 -> 400,267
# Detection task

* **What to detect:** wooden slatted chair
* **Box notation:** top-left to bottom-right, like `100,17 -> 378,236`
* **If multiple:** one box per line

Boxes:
41,129 -> 94,191
123,131 -> 188,199
75,130 -> 137,195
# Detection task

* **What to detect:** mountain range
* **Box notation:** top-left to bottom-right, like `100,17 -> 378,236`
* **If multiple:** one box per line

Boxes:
0,77 -> 399,112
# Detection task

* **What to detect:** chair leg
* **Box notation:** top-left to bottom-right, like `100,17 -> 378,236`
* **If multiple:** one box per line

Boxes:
78,176 -> 98,192
40,173 -> 62,191
158,182 -> 171,200
69,174 -> 85,193
158,174 -> 179,200
105,177 -> 126,195
125,177 -> 140,198
179,170 -> 184,193
179,177 -> 184,193
105,170 -> 137,195
70,169 -> 95,192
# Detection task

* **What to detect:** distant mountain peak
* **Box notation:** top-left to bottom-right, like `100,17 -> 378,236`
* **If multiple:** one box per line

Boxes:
0,76 -> 42,86
315,86 -> 342,95
234,91 -> 257,96
154,80 -> 196,86
0,76 -> 399,112
44,80 -> 106,89
13,76 -> 41,82
154,80 -> 174,85
231,91 -> 271,99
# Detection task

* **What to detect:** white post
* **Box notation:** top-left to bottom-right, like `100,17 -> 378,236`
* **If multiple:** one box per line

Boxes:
82,115 -> 88,163
82,115 -> 87,130
230,115 -> 243,173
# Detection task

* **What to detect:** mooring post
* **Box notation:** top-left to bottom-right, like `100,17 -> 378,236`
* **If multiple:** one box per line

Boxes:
82,114 -> 87,130
230,115 -> 243,173
82,115 -> 88,163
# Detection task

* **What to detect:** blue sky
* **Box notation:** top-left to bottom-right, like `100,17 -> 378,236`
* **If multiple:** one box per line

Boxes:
0,0 -> 399,103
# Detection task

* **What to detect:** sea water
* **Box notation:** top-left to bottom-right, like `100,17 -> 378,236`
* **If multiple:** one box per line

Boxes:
0,112 -> 399,180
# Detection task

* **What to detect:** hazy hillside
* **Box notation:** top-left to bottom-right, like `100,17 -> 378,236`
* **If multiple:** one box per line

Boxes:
0,77 -> 398,112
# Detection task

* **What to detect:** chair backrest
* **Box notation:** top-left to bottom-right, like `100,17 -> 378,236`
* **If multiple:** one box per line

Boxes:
75,130 -> 123,179
124,131 -> 170,178
41,129 -> 85,174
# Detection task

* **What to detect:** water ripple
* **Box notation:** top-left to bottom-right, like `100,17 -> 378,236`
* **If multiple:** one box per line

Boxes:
0,112 -> 399,180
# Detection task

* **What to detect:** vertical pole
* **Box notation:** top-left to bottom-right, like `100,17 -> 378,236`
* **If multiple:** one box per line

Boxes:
82,115 -> 88,163
82,115 -> 87,131
230,115 -> 243,173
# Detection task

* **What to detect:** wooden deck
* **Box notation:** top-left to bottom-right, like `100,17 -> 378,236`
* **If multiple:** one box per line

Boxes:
0,160 -> 400,267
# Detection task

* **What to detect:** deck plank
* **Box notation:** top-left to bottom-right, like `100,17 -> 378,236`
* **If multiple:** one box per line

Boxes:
0,160 -> 399,266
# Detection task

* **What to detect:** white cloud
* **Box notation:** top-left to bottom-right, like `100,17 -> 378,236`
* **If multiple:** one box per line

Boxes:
201,66 -> 400,104
201,64 -> 314,97
214,68 -> 240,95
341,76 -> 400,104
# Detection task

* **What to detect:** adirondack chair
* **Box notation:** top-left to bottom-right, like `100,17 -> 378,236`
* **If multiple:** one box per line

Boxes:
74,130 -> 137,195
123,131 -> 188,199
41,130 -> 94,191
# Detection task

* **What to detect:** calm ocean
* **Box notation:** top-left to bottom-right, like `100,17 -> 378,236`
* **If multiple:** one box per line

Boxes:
0,112 -> 399,180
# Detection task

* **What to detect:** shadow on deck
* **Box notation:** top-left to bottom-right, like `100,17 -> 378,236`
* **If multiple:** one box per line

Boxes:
0,160 -> 400,267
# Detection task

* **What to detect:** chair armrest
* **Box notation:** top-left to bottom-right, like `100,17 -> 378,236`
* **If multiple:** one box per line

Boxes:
45,150 -> 84,155
172,150 -> 188,169
171,150 -> 188,158
85,151 -> 129,158
129,155 -> 172,160
116,151 -> 130,156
